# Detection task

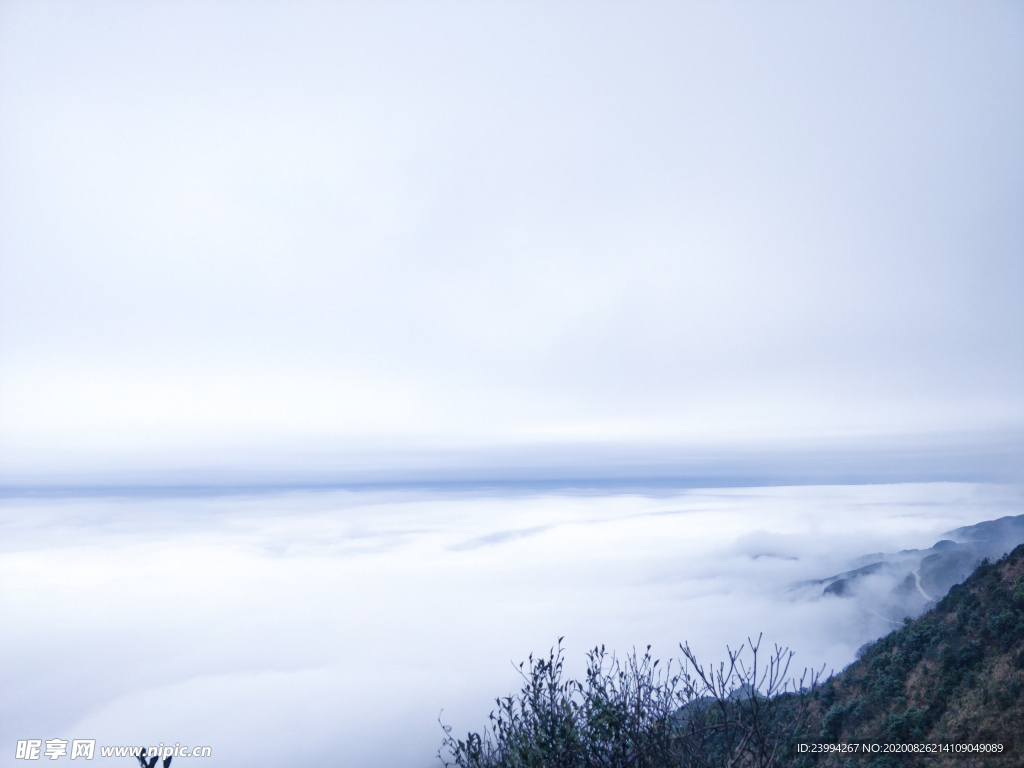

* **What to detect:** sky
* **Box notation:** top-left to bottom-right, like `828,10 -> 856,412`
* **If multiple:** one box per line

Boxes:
1,0 -> 1023,483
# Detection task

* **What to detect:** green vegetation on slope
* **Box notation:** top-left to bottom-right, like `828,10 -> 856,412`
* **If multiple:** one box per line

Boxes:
440,545 -> 1024,767
801,543 -> 1024,767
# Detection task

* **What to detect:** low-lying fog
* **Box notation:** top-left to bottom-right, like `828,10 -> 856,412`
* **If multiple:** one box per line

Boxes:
1,482 -> 1021,767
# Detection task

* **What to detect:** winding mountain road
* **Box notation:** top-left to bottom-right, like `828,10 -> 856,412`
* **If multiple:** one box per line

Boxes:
912,567 -> 932,601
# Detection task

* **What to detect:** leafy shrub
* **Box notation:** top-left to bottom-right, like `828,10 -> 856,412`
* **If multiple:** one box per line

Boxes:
439,636 -> 823,768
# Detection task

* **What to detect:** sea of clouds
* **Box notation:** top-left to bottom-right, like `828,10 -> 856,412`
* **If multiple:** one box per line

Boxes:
1,481 -> 1021,767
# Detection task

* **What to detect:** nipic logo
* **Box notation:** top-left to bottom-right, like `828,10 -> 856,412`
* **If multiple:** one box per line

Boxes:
15,740 -> 209,760
15,741 -> 41,760
15,740 -> 94,760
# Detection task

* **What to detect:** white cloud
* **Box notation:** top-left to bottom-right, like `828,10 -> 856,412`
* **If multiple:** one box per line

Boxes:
1,483 -> 1020,765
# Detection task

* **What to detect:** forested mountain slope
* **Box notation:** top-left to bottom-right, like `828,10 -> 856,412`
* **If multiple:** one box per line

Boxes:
801,543 -> 1024,767
438,543 -> 1024,768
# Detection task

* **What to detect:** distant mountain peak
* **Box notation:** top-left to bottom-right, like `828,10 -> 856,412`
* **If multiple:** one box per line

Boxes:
802,515 -> 1022,625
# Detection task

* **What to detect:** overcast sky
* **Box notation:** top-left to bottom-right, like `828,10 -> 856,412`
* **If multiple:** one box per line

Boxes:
1,1 -> 1022,480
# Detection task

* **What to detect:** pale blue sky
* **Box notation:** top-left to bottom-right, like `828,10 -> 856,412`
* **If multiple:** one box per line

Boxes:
1,1 -> 1022,482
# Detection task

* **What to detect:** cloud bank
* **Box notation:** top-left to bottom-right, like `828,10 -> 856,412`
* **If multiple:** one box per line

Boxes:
2,482 -> 1020,766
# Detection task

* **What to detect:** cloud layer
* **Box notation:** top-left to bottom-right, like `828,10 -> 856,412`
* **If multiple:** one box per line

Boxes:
2,482 -> 1020,766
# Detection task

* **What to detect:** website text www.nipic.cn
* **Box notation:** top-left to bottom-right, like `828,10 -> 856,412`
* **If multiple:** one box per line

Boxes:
15,740 -> 212,760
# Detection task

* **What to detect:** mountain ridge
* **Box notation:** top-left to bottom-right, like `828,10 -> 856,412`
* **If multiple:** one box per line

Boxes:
798,542 -> 1024,767
799,516 -> 1022,624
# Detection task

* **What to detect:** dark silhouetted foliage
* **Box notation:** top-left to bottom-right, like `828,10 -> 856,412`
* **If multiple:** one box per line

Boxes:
440,636 -> 822,768
441,544 -> 1024,767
